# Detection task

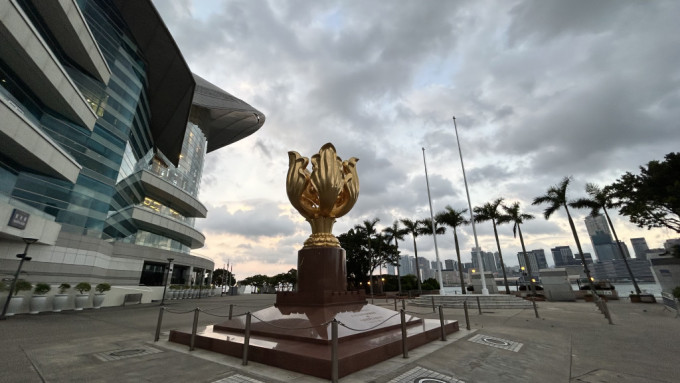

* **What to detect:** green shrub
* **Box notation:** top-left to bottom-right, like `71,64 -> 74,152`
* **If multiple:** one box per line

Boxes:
74,282 -> 91,294
13,279 -> 32,295
58,283 -> 70,294
95,283 -> 111,293
673,286 -> 680,299
33,283 -> 51,295
421,277 -> 440,290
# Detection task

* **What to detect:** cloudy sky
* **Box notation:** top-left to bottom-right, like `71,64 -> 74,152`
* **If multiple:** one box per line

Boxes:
152,0 -> 680,279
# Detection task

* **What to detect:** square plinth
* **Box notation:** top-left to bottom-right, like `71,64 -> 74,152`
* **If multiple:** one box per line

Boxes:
169,303 -> 459,379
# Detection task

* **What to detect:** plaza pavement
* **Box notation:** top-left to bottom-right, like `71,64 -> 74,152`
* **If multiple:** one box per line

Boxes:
0,293 -> 678,382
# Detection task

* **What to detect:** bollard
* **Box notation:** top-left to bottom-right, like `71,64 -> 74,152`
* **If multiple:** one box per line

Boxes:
402,299 -> 406,311
476,296 -> 482,315
394,298 -> 397,311
431,296 -> 436,313
331,319 -> 339,383
463,300 -> 471,330
400,309 -> 409,358
154,306 -> 165,342
602,300 -> 614,325
228,304 -> 234,320
531,297 -> 540,319
242,312 -> 252,365
371,297 -> 374,304
190,308 -> 200,351
438,305 -> 446,341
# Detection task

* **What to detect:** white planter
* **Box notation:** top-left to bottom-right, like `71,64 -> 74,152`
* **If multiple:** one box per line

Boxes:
172,290 -> 178,299
29,295 -> 48,314
5,296 -> 24,316
53,294 -> 69,312
74,294 -> 89,310
92,293 -> 105,309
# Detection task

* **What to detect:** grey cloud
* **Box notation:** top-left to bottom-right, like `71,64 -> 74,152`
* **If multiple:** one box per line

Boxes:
197,200 -> 298,237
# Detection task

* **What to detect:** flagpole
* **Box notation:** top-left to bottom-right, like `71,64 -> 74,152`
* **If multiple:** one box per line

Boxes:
422,147 -> 444,293
453,116 -> 488,295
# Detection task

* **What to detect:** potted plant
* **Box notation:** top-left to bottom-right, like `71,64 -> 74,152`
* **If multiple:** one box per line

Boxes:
53,283 -> 70,312
6,279 -> 32,316
93,283 -> 110,309
29,283 -> 51,314
74,282 -> 91,310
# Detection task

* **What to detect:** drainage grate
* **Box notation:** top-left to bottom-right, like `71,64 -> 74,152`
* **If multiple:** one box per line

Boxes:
212,374 -> 266,383
467,334 -> 523,352
94,346 -> 163,362
388,366 -> 465,383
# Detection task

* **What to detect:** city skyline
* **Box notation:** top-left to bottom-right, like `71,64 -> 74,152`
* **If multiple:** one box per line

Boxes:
152,0 -> 680,279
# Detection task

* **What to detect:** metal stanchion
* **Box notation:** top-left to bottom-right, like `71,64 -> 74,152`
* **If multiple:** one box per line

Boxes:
394,298 -> 397,311
331,319 -> 339,383
431,296 -> 436,312
402,299 -> 406,311
400,309 -> 409,358
438,305 -> 446,341
476,296 -> 482,315
602,300 -> 614,325
463,300 -> 471,330
228,304 -> 233,320
242,312 -> 252,365
154,306 -> 165,342
531,297 -> 540,319
190,308 -> 200,351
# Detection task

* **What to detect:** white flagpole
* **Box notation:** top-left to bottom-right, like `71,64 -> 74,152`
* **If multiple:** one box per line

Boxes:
453,116 -> 488,295
422,147 -> 444,293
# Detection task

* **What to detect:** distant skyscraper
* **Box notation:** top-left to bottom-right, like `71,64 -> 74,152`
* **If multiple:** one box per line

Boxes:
517,249 -> 548,275
399,255 -> 414,276
471,247 -> 497,272
585,215 -> 627,262
630,238 -> 649,259
551,246 -> 575,266
444,259 -> 456,270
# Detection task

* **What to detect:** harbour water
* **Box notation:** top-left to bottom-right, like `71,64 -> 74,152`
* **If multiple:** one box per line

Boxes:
442,282 -> 663,297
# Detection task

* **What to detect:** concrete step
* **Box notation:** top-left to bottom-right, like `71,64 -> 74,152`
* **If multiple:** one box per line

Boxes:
411,294 -> 535,309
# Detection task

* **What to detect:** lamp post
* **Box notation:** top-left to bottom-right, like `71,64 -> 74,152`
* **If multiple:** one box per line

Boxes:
1,238 -> 38,320
160,257 -> 174,306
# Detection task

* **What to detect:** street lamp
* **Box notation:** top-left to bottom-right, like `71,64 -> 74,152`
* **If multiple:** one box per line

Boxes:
160,258 -> 174,306
1,238 -> 38,319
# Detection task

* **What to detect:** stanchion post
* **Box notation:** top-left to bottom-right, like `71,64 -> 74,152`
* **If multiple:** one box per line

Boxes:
242,312 -> 252,365
154,306 -> 165,342
603,301 -> 614,325
463,300 -> 471,330
431,295 -> 436,312
438,305 -> 446,341
476,296 -> 482,315
402,299 -> 406,311
228,304 -> 233,320
190,308 -> 200,351
331,319 -> 339,383
531,297 -> 539,319
394,298 -> 397,311
400,309 -> 409,358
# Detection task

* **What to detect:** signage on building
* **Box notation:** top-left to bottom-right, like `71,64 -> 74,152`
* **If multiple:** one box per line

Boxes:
8,209 -> 29,230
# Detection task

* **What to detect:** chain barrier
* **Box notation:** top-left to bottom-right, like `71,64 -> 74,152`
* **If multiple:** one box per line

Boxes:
249,313 -> 335,330
338,311 -> 400,332
163,307 -> 197,314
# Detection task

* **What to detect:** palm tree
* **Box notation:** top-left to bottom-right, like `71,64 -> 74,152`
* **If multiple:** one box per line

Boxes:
354,218 -> 380,295
436,206 -> 470,294
383,221 -> 409,295
473,198 -> 511,294
570,183 -> 642,294
498,202 -> 536,293
498,202 -> 539,318
400,218 -> 425,294
532,177 -> 597,293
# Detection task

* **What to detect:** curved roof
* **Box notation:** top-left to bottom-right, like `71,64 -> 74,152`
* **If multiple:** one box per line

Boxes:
190,74 -> 266,153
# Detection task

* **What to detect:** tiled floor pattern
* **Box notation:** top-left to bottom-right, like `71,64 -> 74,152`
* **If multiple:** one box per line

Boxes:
467,334 -> 523,352
213,374 -> 266,383
387,366 -> 465,383
93,345 -> 163,361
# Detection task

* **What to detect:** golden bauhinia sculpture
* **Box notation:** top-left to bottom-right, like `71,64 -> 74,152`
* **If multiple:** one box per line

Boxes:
286,143 -> 359,248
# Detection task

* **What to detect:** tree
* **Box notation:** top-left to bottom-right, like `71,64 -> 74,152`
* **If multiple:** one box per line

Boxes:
473,198 -> 511,294
436,206 -> 469,294
400,218 -> 426,294
212,268 -> 236,286
338,228 -> 370,289
532,176 -> 597,293
354,218 -> 380,295
498,202 -> 537,296
608,152 -> 680,233
570,183 -> 642,294
382,220 -> 409,295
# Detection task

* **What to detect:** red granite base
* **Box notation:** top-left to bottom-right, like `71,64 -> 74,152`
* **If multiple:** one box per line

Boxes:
169,303 -> 459,379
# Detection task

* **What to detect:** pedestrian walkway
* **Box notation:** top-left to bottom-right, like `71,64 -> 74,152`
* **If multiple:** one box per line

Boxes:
0,294 -> 677,382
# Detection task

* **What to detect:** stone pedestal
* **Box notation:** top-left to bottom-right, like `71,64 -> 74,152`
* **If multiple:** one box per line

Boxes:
276,247 -> 367,307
